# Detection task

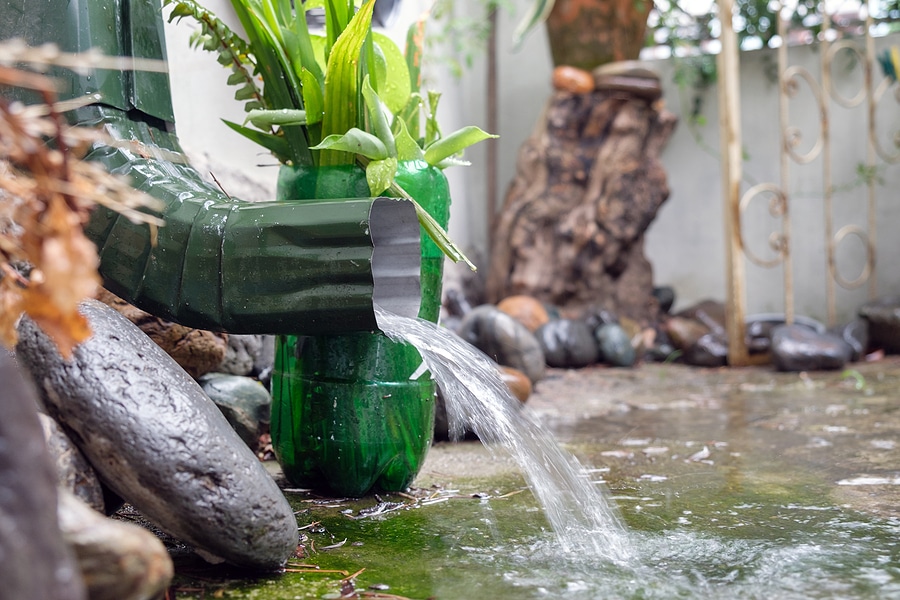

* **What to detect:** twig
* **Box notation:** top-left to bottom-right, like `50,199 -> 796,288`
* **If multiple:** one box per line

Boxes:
283,568 -> 350,576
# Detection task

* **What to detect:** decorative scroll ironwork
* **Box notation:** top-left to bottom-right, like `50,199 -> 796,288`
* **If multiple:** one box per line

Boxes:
782,65 -> 825,165
720,0 -> 900,364
738,183 -> 789,269
830,225 -> 875,289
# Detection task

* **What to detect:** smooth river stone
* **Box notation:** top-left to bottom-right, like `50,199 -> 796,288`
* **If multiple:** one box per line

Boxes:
457,305 -> 546,383
16,300 -> 297,570
535,319 -> 600,368
770,324 -> 853,372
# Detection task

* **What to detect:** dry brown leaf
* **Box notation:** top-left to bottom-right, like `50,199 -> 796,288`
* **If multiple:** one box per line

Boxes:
1,53 -> 161,358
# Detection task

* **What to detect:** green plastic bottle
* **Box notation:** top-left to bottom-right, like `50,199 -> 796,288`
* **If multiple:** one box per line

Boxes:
270,162 -> 450,496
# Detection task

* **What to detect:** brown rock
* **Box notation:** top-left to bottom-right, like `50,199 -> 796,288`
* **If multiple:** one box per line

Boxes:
663,316 -> 710,351
58,490 -> 173,600
618,316 -> 642,341
552,66 -> 595,94
498,295 -> 551,332
593,62 -> 662,101
499,366 -> 533,403
39,414 -> 105,513
96,288 -> 227,378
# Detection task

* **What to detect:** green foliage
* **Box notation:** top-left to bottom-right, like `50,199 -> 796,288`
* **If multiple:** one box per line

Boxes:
165,0 -> 496,268
164,0 -> 263,112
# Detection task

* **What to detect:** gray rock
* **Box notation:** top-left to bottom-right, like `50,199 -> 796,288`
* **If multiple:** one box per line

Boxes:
255,335 -> 276,387
595,323 -> 637,367
0,352 -> 86,600
745,313 -> 827,355
536,319 -> 599,368
770,324 -> 853,371
457,305 -> 546,383
39,414 -> 106,513
218,335 -> 264,377
58,490 -> 173,600
859,297 -> 900,353
652,286 -> 676,314
676,299 -> 727,335
16,300 -> 297,570
199,373 -> 271,448
663,316 -> 710,351
584,308 -> 618,331
829,318 -> 868,362
683,333 -> 729,367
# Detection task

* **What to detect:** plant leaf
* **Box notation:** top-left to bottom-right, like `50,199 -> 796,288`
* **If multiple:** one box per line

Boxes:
361,75 -> 396,157
229,0 -> 312,165
512,0 -> 557,49
404,9 -> 428,93
435,156 -> 471,169
300,68 -> 324,126
372,32 -> 411,114
424,126 -> 497,166
222,118 -> 291,161
320,0 -> 376,165
397,92 -> 423,142
311,128 -> 389,160
393,118 -> 424,162
425,90 -> 442,146
382,180 -> 475,270
244,108 -> 308,128
365,156 -> 398,195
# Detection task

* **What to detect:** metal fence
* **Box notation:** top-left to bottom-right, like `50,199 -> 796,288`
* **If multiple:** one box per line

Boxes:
717,0 -> 900,364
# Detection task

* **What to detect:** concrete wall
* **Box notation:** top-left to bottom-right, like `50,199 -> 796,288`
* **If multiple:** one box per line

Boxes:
163,3 -> 900,324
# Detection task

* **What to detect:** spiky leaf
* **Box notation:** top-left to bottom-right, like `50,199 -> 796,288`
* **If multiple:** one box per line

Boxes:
424,126 -> 497,166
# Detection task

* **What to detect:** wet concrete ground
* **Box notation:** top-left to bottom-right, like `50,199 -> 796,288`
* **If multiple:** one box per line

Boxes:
418,357 -> 900,521
172,358 -> 900,598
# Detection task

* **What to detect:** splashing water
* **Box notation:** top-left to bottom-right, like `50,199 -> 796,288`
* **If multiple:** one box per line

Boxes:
375,306 -> 635,564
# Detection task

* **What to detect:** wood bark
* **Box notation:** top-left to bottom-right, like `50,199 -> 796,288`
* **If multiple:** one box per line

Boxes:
487,89 -> 677,324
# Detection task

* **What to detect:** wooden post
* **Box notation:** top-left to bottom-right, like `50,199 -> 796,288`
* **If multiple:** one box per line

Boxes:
717,0 -> 750,365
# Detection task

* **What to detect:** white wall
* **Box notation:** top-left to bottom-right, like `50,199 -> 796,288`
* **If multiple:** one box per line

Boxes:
164,3 -> 900,324
481,9 -> 900,323
640,37 -> 900,323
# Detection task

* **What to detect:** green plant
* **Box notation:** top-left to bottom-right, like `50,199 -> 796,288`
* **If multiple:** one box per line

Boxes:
164,0 -> 496,269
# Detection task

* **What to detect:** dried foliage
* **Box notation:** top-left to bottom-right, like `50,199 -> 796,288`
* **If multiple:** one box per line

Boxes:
0,41 -> 164,357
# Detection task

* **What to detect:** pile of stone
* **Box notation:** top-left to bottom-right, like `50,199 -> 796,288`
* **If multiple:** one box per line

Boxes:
443,284 -> 899,375
7,299 -> 298,600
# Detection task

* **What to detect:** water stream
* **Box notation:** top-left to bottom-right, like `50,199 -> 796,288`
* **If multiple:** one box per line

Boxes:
374,305 -> 635,564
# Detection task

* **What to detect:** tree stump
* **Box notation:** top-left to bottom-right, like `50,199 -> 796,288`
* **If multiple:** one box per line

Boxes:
487,66 -> 677,325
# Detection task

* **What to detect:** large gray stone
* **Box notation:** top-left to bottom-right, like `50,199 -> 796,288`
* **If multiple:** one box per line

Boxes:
770,324 -> 853,372
16,301 -> 297,570
457,305 -> 546,383
535,319 -> 599,368
0,352 -> 86,600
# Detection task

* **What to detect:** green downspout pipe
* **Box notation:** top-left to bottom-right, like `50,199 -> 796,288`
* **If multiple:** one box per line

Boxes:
1,0 -> 423,333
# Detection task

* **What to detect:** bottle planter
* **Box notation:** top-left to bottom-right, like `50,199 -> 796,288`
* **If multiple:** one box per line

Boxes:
270,161 -> 450,496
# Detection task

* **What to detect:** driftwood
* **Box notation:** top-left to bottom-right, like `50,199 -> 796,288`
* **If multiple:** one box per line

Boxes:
487,84 -> 677,324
